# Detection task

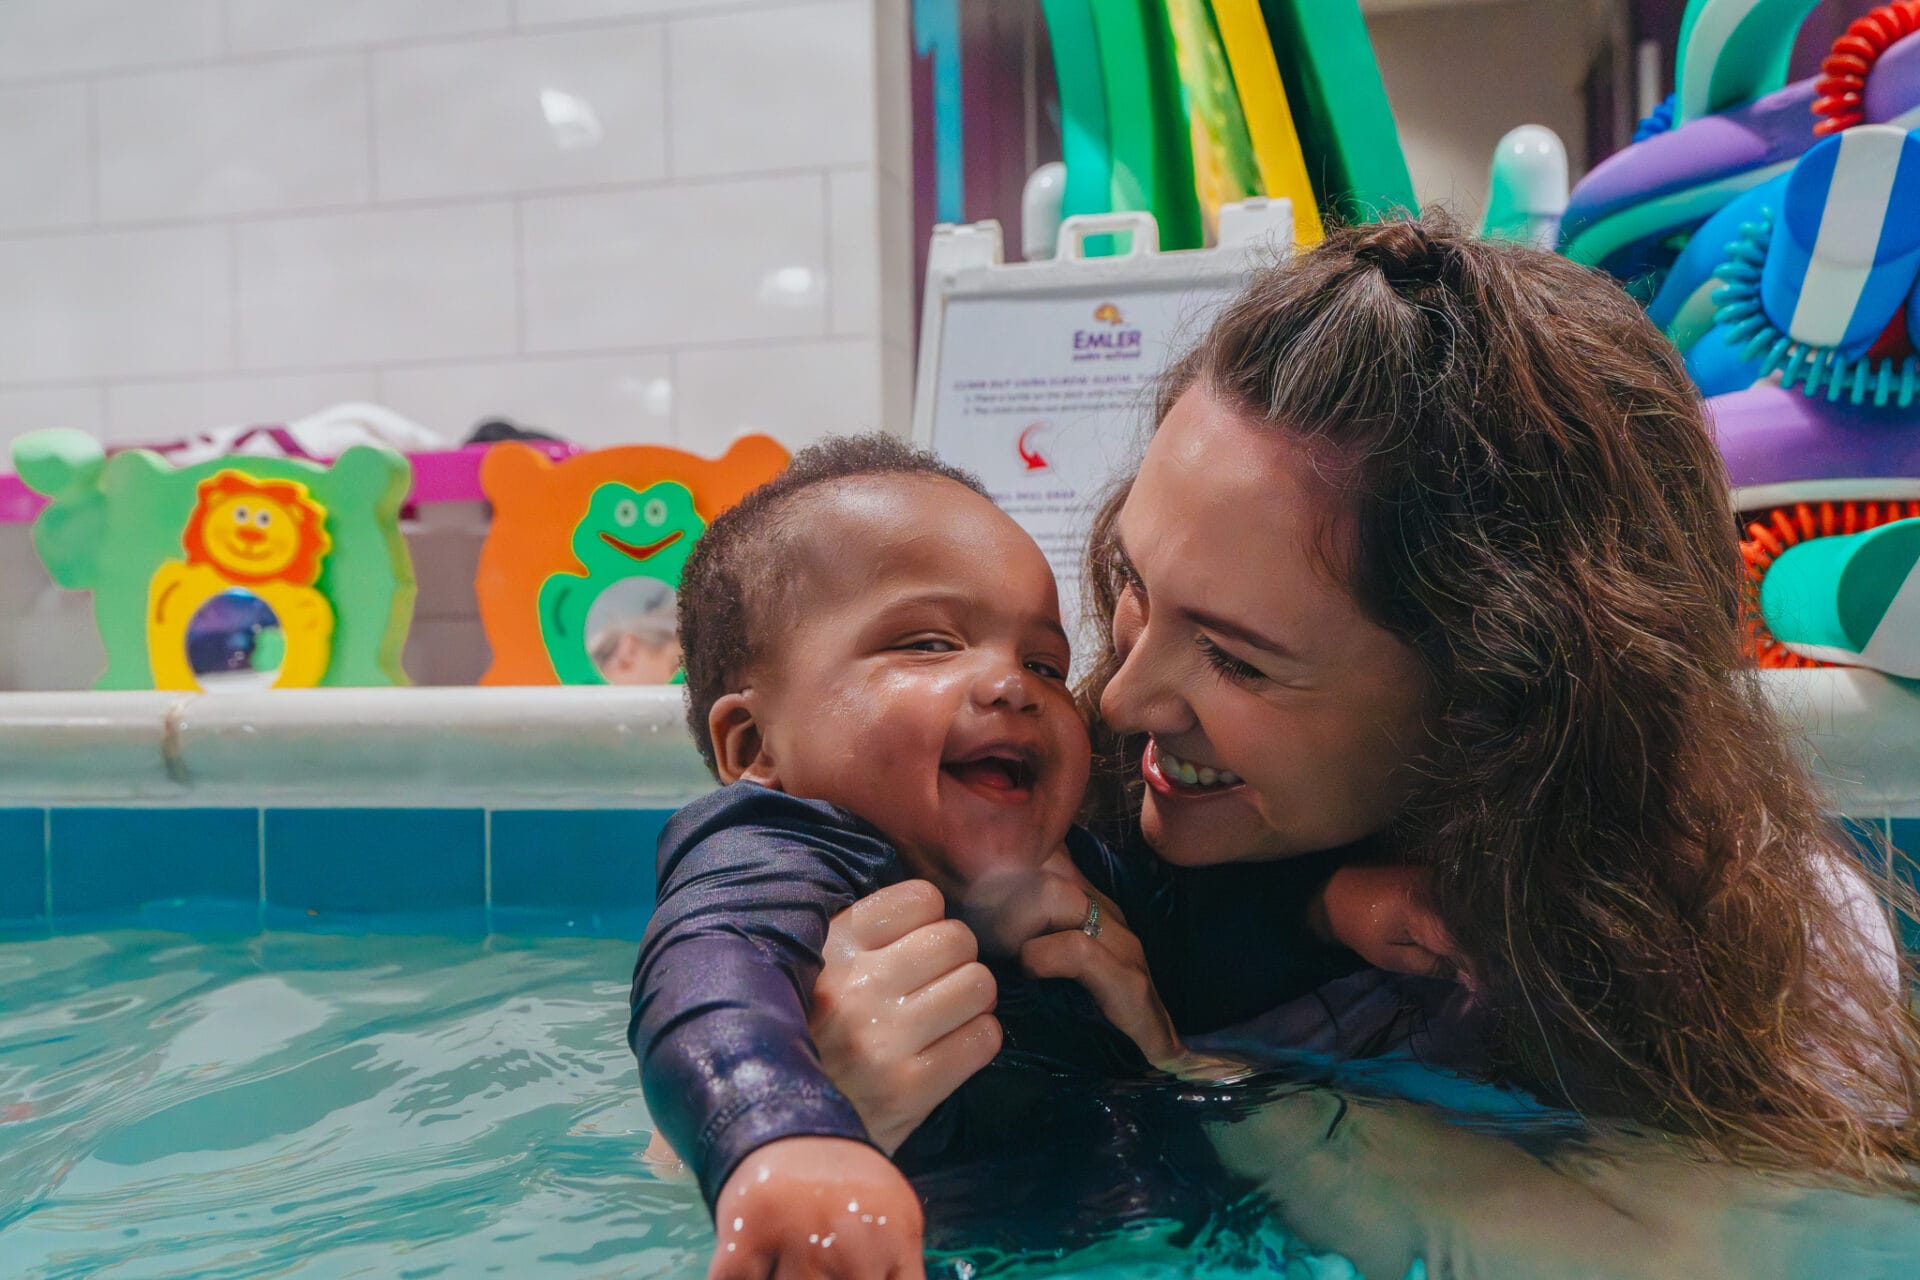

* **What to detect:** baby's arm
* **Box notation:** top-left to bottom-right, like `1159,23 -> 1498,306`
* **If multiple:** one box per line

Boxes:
628,786 -> 925,1272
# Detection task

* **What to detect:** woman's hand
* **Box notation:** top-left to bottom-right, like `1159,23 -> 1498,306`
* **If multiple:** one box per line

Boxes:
1310,862 -> 1470,989
1018,866 -> 1249,1082
809,881 -> 1004,1154
708,1136 -> 925,1280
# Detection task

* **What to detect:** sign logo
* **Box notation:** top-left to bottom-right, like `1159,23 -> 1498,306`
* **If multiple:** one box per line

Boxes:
1016,422 -> 1050,472
1073,302 -> 1143,361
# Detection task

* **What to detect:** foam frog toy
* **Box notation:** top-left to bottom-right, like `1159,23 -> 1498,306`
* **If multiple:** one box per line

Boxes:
475,436 -> 787,686
537,480 -> 703,685
13,429 -> 414,690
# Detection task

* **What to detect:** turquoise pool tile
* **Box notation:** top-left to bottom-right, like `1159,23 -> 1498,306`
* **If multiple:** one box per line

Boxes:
0,808 -> 46,923
489,809 -> 664,914
49,808 -> 259,915
266,809 -> 484,916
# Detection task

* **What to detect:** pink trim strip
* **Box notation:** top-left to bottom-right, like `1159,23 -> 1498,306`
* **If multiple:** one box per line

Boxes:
0,440 -> 581,525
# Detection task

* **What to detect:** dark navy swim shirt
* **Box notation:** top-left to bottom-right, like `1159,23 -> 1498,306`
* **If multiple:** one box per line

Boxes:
628,781 -> 1359,1208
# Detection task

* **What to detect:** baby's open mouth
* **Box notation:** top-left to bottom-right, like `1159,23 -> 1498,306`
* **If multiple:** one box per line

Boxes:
942,751 -> 1037,802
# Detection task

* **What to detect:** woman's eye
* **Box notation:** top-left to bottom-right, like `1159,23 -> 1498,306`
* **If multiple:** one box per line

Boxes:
1196,635 -> 1266,684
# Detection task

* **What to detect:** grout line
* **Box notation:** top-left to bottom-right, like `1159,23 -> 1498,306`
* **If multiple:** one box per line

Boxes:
42,808 -> 52,921
660,17 -> 675,180
512,200 -> 527,354
0,335 -> 869,397
363,49 -> 378,202
483,808 -> 494,910
258,808 -> 267,906
227,222 -> 242,370
0,164 -> 869,244
0,4 -> 816,94
83,82 -> 100,225
819,171 -> 835,333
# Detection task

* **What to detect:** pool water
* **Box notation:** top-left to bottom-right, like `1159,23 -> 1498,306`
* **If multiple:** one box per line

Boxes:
4,931 -> 1920,1279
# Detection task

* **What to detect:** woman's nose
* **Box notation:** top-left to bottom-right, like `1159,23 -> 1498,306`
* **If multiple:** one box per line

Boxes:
1099,622 -> 1193,737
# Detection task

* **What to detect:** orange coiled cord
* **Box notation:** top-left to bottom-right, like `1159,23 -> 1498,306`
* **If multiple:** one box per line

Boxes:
1813,1 -> 1920,136
1740,498 -> 1920,667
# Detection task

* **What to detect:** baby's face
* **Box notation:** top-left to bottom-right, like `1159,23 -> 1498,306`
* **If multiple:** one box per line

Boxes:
743,475 -> 1090,898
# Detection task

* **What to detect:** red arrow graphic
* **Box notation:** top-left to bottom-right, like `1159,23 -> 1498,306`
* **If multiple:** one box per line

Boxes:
1017,423 -> 1049,471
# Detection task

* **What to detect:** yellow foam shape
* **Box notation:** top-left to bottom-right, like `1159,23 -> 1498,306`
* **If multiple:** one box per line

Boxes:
1212,0 -> 1323,244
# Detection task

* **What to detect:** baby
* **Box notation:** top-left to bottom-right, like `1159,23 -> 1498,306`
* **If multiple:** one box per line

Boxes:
628,435 -> 1456,1278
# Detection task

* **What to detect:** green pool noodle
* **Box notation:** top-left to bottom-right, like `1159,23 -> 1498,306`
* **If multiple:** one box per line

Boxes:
1257,0 -> 1417,223
12,430 -> 415,690
1087,0 -> 1203,251
1674,0 -> 1825,125
1759,517 -> 1920,677
1041,0 -> 1113,242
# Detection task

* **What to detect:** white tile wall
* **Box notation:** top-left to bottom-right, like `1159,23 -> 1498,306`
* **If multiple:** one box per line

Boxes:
0,84 -> 91,232
226,0 -> 512,53
676,339 -> 883,449
522,176 -> 829,350
668,2 -> 876,178
97,55 -> 371,221
237,204 -> 519,368
377,353 -> 675,448
0,0 -> 907,461
0,1 -> 222,81
373,25 -> 667,202
106,370 -> 382,444
0,226 -> 232,383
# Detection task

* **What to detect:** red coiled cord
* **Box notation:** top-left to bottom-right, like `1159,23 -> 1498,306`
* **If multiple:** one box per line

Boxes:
1813,1 -> 1920,136
1741,499 -> 1920,666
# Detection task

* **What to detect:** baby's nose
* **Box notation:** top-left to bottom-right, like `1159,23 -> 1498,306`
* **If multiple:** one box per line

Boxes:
974,663 -> 1039,712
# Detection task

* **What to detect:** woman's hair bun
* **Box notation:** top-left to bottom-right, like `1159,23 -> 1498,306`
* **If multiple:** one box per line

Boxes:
1352,218 -> 1448,288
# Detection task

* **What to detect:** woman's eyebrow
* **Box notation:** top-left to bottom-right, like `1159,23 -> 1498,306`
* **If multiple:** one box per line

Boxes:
1114,529 -> 1300,661
1187,608 -> 1303,662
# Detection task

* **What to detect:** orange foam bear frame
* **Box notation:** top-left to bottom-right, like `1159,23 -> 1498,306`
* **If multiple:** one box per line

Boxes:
476,436 -> 790,685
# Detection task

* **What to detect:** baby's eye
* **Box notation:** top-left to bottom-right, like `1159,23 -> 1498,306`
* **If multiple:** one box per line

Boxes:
902,638 -> 957,653
1026,659 -> 1067,681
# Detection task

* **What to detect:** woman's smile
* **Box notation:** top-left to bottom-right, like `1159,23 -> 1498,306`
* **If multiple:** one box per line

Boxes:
1141,738 -> 1245,796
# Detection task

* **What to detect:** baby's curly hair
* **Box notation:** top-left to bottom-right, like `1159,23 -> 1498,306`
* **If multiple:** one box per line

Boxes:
678,433 -> 989,775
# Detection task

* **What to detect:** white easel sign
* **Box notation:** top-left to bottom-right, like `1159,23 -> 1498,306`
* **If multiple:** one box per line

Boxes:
912,201 -> 1296,653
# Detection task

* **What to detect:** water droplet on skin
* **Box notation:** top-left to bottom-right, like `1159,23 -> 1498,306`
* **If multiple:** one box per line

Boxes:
847,1201 -> 859,1213
732,1217 -> 743,1232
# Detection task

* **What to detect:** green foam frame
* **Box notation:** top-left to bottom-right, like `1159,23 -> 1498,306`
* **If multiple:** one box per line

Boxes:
13,429 -> 416,690
1257,0 -> 1416,223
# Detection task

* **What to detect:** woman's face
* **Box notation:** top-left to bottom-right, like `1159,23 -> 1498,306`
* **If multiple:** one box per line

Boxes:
1100,387 -> 1432,865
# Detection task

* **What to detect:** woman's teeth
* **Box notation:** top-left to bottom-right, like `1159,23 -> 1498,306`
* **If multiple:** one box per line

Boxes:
1158,748 -> 1240,789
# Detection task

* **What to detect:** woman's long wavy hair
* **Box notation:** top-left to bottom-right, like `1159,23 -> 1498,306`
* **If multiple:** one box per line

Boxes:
1081,214 -> 1920,1185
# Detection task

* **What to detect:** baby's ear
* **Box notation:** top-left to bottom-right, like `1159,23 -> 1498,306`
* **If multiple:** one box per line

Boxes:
708,692 -> 776,787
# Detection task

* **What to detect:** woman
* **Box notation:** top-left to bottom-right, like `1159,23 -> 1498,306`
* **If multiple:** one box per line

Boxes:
809,215 -> 1920,1184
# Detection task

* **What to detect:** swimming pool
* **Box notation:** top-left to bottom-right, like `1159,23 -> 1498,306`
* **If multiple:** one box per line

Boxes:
5,687 -> 1920,1278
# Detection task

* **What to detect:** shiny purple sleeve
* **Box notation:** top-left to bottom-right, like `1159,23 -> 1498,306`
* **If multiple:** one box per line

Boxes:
627,782 -> 900,1210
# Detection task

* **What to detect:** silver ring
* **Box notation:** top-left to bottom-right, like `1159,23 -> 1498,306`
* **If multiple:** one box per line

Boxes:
1080,893 -> 1102,939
